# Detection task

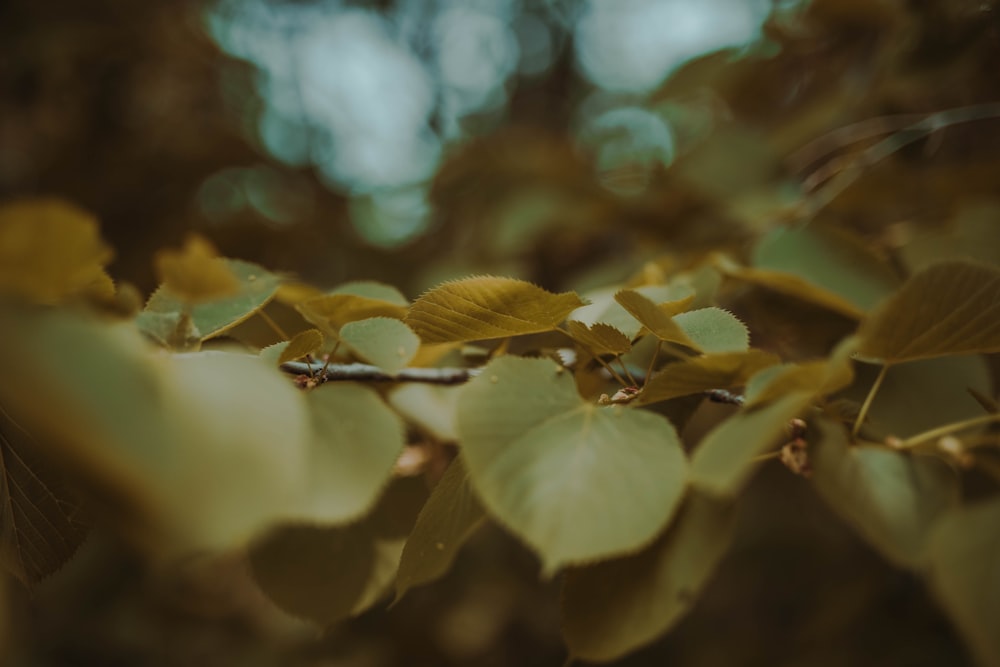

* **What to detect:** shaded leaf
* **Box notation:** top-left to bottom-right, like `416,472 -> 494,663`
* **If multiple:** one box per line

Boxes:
809,417 -> 959,569
745,336 -> 857,408
0,404 -> 91,588
0,199 -> 113,305
715,254 -> 865,320
340,317 -> 420,373
614,290 -> 699,348
395,457 -> 485,600
925,498 -> 1000,667
296,294 -> 408,337
457,356 -> 687,573
565,321 -> 632,356
562,493 -> 735,662
153,235 -> 240,303
249,477 -> 427,625
753,223 -> 899,313
406,276 -> 585,343
572,285 -> 694,339
638,350 -> 780,405
673,308 -> 750,353
138,259 -> 281,343
691,391 -> 815,496
856,260 -> 1000,362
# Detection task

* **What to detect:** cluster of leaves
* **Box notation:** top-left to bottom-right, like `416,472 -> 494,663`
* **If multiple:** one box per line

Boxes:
0,198 -> 999,664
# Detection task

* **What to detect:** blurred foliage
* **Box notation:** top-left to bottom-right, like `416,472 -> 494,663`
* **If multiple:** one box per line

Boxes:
2,0 -> 1000,665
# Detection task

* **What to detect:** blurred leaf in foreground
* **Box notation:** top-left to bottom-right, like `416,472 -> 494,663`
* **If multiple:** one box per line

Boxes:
153,235 -> 239,303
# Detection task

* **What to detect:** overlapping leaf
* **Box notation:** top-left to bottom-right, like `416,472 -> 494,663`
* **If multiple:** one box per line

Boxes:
562,493 -> 735,662
153,235 -> 240,303
457,356 -> 688,573
572,285 -> 695,339
614,290 -> 699,348
278,328 -> 324,364
0,404 -> 91,587
0,199 -> 114,305
925,498 -> 1000,667
395,457 -> 485,600
340,317 -> 420,373
810,417 -> 959,569
564,321 -> 632,356
745,336 -> 857,408
249,478 -> 428,625
673,308 -> 750,353
855,260 -> 1000,362
406,276 -> 584,343
138,259 -> 281,344
637,350 -> 780,405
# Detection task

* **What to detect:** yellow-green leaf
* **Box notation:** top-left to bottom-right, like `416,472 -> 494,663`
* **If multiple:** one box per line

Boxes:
395,457 -> 485,600
138,259 -> 281,343
565,320 -> 632,355
340,317 -> 420,373
457,356 -> 687,573
406,276 -> 585,343
272,328 -> 323,365
638,350 -> 780,405
809,417 -> 959,569
0,199 -> 113,305
925,498 -> 1000,667
297,294 -> 408,337
153,235 -> 240,304
673,308 -> 750,353
572,285 -> 694,339
744,336 -> 857,408
856,260 -> 1000,363
562,493 -> 735,662
388,384 -> 462,442
614,290 -> 699,348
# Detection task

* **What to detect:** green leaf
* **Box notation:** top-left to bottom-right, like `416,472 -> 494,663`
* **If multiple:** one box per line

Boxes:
137,259 -> 281,343
561,493 -> 735,662
572,285 -> 694,339
809,417 -> 959,569
690,391 -> 814,496
406,276 -> 585,343
855,260 -> 1000,362
614,290 -> 699,348
388,384 -> 461,442
249,477 -> 428,625
0,404 -> 91,588
673,308 -> 750,353
457,356 -> 687,573
296,383 -> 405,523
395,457 -> 485,600
340,317 -> 420,373
637,350 -> 780,405
153,235 -> 240,304
296,294 -> 409,337
925,498 -> 1000,667
564,321 -> 632,356
0,198 -> 114,305
752,223 -> 899,313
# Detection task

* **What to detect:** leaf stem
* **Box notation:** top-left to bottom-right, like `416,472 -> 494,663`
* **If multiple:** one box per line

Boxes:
256,308 -> 289,340
643,340 -> 661,389
852,364 -> 889,438
618,357 -> 638,387
897,413 -> 1000,449
751,451 -> 781,463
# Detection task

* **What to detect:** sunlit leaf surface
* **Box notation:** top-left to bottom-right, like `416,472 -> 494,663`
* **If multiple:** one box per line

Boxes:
406,276 -> 585,343
340,317 -> 420,373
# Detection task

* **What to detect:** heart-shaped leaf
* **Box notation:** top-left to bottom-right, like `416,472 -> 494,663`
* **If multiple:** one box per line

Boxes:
457,356 -> 688,573
562,493 -> 735,662
406,276 -> 585,343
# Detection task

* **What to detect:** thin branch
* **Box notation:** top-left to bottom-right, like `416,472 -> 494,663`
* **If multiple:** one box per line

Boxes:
853,364 -> 889,438
282,361 -> 476,385
897,413 -> 1000,450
